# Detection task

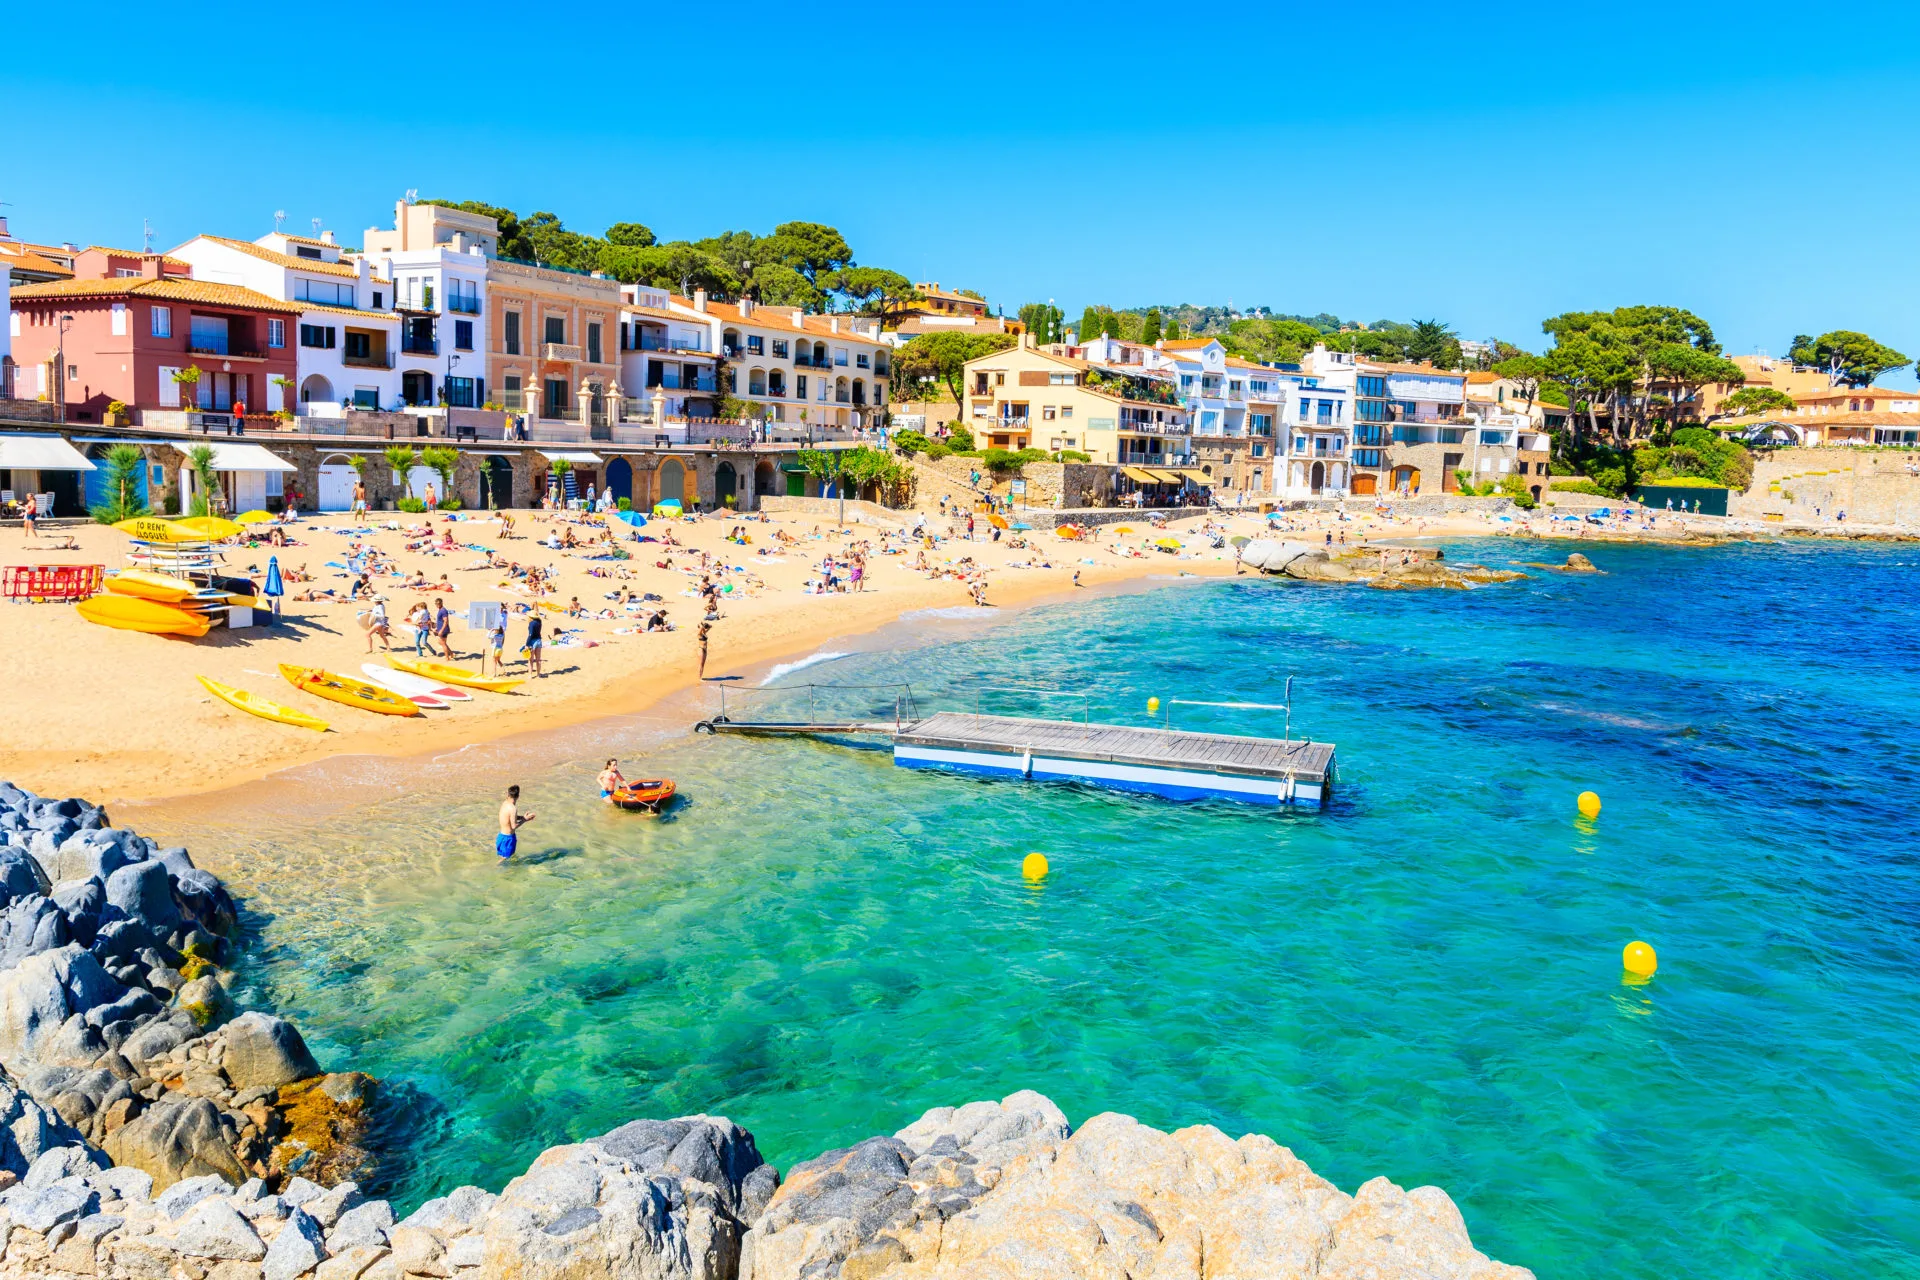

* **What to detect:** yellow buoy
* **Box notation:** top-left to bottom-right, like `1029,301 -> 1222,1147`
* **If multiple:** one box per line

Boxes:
1146,697 -> 1160,715
1021,852 -> 1049,881
1622,940 -> 1658,977
1577,790 -> 1602,819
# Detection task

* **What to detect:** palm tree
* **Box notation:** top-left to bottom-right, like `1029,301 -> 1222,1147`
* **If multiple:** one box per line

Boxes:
421,446 -> 460,506
90,444 -> 149,523
186,444 -> 219,517
384,445 -> 421,499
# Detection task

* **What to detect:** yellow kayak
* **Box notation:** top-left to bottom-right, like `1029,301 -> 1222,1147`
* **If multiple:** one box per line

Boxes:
388,655 -> 526,693
198,675 -> 329,732
279,664 -> 423,717
106,568 -> 200,605
76,594 -> 212,637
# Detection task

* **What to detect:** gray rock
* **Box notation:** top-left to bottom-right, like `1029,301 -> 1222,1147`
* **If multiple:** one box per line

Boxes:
9,1182 -> 97,1232
242,1193 -> 289,1222
48,829 -> 136,885
172,868 -> 238,936
306,1179 -> 364,1227
173,1195 -> 267,1260
93,1164 -> 154,1204
24,1141 -> 107,1187
593,1114 -> 772,1221
0,944 -> 126,1073
328,1198 -> 395,1250
281,1175 -> 325,1206
0,846 -> 50,902
83,986 -> 162,1030
224,1011 -> 320,1089
0,1072 -> 95,1177
155,847 -> 196,877
119,1017 -> 190,1066
156,1172 -> 233,1219
105,859 -> 180,931
446,1233 -> 486,1268
101,1093 -> 246,1190
264,1205 -> 328,1280
0,894 -> 70,969
398,1185 -> 489,1233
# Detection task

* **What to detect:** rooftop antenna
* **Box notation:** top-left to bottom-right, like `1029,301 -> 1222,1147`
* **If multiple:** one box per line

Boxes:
142,218 -> 154,252
311,217 -> 323,238
274,209 -> 286,232
404,188 -> 418,205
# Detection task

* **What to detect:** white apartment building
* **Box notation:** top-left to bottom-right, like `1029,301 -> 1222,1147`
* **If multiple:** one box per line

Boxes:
170,232 -> 400,414
670,292 -> 891,434
362,204 -> 495,411
618,283 -> 719,421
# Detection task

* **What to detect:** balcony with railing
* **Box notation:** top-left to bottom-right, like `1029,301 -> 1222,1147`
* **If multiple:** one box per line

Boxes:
400,337 -> 439,356
542,342 -> 583,362
343,350 -> 396,369
447,295 -> 481,314
644,371 -> 718,392
187,344 -> 268,361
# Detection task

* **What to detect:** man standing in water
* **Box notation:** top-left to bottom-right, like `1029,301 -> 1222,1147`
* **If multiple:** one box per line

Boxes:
497,785 -> 534,860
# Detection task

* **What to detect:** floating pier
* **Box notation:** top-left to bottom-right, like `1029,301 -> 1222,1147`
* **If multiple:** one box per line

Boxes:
696,705 -> 1334,808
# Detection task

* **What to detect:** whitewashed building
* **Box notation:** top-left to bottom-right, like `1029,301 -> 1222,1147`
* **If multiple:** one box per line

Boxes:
618,282 -> 718,422
170,232 -> 401,415
362,207 -> 495,412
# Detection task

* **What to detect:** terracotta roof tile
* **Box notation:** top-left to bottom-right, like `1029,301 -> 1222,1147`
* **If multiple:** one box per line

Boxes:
10,276 -> 304,313
85,246 -> 188,266
198,236 -> 388,283
1,248 -> 76,277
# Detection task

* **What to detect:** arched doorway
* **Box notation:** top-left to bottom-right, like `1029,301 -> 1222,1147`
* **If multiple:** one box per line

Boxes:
478,456 -> 514,510
714,461 -> 737,507
1391,465 -> 1420,494
1351,472 -> 1377,496
317,454 -> 356,511
607,458 -> 633,504
755,460 -> 776,500
658,458 -> 685,503
1309,460 -> 1325,494
299,374 -> 335,408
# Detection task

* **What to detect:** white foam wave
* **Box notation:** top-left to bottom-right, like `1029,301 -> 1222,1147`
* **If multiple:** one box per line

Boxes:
760,651 -> 851,685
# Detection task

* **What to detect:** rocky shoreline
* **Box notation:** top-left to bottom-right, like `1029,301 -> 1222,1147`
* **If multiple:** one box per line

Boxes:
0,785 -> 1533,1279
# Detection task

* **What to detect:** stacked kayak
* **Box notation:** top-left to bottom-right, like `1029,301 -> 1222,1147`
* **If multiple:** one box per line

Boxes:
388,655 -> 526,693
77,594 -> 213,637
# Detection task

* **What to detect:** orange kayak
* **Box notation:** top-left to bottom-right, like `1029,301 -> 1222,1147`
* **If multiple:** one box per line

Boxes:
611,780 -> 676,812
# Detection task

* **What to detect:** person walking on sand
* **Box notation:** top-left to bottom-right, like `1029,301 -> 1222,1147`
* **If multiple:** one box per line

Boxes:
696,618 -> 712,679
524,610 -> 544,678
598,759 -> 626,802
352,479 -> 368,519
497,785 -> 534,861
486,615 -> 507,675
432,596 -> 454,659
365,595 -> 392,652
20,493 -> 38,544
408,601 -> 432,655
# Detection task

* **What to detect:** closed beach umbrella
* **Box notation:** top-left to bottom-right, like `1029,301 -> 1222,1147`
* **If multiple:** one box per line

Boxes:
264,556 -> 284,598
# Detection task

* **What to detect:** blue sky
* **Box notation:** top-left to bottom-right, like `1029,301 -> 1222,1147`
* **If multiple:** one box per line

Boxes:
10,0 -> 1920,375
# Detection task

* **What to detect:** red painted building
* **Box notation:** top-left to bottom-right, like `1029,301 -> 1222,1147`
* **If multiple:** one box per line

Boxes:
9,258 -> 300,424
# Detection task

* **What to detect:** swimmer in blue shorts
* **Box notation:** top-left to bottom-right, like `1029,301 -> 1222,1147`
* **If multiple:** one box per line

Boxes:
597,759 -> 626,802
497,784 -> 535,860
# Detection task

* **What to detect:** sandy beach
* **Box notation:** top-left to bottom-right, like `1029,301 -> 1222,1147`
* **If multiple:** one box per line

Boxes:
3,498 -> 1727,806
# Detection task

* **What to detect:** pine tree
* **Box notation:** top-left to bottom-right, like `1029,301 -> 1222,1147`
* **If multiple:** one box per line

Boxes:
1164,317 -> 1182,341
1141,309 -> 1163,345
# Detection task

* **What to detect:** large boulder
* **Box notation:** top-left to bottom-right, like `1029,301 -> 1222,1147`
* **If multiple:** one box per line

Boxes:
45,828 -> 138,884
172,867 -> 239,936
1238,538 -> 1316,573
0,944 -> 126,1073
0,845 -> 50,904
101,1092 -> 247,1190
224,1011 -> 321,1089
0,1066 -> 99,1177
745,1091 -> 1065,1280
105,857 -> 180,931
479,1115 -> 775,1280
0,894 -> 71,969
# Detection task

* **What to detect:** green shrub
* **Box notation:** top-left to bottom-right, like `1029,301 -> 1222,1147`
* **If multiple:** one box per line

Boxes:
1497,472 -> 1537,509
1054,449 -> 1092,463
979,448 -> 1025,472
945,425 -> 975,451
925,444 -> 952,460
1550,479 -> 1607,496
892,429 -> 933,456
438,496 -> 463,511
617,497 -> 632,511
397,497 -> 428,513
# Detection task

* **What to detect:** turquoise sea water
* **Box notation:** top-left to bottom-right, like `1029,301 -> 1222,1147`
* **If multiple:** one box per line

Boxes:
172,538 -> 1920,1278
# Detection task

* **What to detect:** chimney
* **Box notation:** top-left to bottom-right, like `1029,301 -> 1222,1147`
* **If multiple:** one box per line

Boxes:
693,289 -> 708,312
830,317 -> 839,333
140,256 -> 164,280
791,309 -> 803,326
395,200 -> 410,249
321,230 -> 336,246
451,232 -> 468,253
740,297 -> 753,318
1022,333 -> 1036,350
355,257 -> 370,280
0,215 -> 10,239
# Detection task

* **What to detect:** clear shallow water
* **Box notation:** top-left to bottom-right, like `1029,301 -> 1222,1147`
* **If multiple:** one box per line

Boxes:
184,538 -> 1920,1279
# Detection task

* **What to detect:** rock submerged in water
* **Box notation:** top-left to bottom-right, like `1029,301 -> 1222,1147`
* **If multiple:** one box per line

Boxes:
1240,539 -> 1528,590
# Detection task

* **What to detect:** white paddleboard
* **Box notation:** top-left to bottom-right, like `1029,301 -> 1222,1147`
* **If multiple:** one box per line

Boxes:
356,665 -> 452,708
362,663 -> 470,703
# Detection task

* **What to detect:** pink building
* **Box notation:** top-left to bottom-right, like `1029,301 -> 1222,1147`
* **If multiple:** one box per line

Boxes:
10,257 -> 300,425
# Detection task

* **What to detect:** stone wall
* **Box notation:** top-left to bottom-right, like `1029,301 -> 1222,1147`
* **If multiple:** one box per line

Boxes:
755,496 -> 912,528
1730,445 -> 1920,526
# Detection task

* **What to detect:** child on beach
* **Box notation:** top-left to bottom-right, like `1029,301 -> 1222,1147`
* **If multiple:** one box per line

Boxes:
487,617 -> 507,674
598,759 -> 626,801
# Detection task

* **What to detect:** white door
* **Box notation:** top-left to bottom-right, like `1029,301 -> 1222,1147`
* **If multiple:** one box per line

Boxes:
402,465 -> 436,500
318,464 -> 355,512
230,471 -> 267,514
